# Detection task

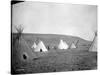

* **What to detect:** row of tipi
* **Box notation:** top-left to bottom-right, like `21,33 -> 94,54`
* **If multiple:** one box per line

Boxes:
58,39 -> 76,49
31,39 -> 77,52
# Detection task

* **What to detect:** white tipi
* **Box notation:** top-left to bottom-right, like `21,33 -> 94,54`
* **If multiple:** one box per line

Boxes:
34,40 -> 48,52
89,31 -> 97,52
31,42 -> 37,49
58,39 -> 69,49
70,42 -> 76,48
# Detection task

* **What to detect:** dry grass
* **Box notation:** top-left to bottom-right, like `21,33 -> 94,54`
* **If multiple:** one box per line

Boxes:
11,33 -> 97,74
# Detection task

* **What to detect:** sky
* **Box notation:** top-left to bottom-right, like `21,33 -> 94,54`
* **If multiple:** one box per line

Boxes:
12,1 -> 97,41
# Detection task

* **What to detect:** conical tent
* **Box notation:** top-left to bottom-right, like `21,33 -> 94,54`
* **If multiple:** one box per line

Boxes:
34,40 -> 48,52
58,39 -> 69,49
31,42 -> 37,49
64,41 -> 69,49
70,42 -> 76,48
89,33 -> 97,52
13,37 -> 37,62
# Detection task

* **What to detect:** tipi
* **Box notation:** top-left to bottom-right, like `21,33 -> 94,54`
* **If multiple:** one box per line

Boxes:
58,39 -> 69,49
31,42 -> 37,49
12,25 -> 37,62
12,37 -> 37,62
70,42 -> 76,48
89,31 -> 97,52
34,40 -> 48,52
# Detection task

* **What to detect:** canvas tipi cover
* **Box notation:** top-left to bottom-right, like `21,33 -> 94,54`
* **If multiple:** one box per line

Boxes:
70,43 -> 76,48
13,38 -> 37,62
89,36 -> 97,52
34,40 -> 48,52
31,42 -> 37,49
58,39 -> 69,49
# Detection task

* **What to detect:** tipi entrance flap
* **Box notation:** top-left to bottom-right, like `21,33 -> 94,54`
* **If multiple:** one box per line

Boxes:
21,52 -> 29,61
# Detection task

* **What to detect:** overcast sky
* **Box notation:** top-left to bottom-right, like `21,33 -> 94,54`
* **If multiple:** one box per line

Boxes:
12,2 -> 97,41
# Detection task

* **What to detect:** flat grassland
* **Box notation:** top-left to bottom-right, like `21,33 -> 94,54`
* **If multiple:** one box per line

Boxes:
11,33 -> 97,74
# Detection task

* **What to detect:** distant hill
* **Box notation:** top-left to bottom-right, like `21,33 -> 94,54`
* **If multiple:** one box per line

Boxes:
12,33 -> 92,48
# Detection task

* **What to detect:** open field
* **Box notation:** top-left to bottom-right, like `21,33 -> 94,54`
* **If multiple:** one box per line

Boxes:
11,33 -> 97,74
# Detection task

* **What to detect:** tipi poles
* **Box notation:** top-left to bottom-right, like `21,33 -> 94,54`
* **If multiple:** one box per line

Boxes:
75,40 -> 79,48
90,31 -> 97,49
